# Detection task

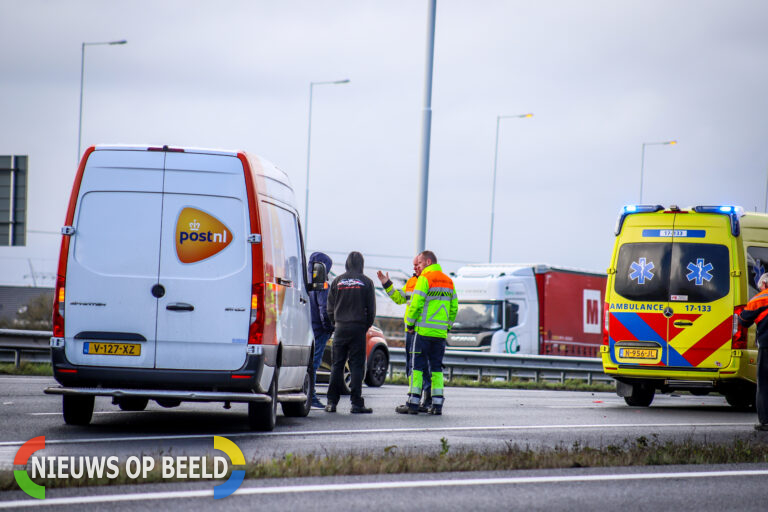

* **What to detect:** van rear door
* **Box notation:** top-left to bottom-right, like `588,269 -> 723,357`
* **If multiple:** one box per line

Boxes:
154,152 -> 251,371
611,218 -> 673,367
65,149 -> 165,368
665,213 -> 733,369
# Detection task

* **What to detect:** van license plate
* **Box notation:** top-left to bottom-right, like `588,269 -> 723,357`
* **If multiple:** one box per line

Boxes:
619,348 -> 657,359
83,342 -> 141,356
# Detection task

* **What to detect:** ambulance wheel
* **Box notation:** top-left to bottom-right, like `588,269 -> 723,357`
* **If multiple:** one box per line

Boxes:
282,365 -> 312,418
63,395 -> 94,426
724,384 -> 756,411
249,370 -> 278,431
365,348 -> 388,387
624,385 -> 655,407
117,397 -> 148,411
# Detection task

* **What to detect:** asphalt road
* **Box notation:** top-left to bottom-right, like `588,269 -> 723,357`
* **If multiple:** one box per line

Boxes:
1,375 -> 766,510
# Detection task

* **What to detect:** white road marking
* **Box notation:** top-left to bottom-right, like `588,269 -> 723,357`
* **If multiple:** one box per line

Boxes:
28,411 -> 147,416
0,422 -> 753,448
1,469 -> 767,508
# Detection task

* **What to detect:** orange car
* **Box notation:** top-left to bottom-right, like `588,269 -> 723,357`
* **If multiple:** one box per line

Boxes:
316,326 -> 389,393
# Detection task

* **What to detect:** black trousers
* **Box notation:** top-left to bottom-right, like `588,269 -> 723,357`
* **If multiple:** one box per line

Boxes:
327,324 -> 367,407
758,346 -> 768,425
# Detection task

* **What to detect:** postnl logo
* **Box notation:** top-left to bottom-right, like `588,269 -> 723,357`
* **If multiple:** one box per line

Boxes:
176,207 -> 233,264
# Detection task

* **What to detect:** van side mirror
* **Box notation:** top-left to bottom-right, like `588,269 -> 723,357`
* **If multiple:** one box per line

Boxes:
504,302 -> 519,330
311,262 -> 327,291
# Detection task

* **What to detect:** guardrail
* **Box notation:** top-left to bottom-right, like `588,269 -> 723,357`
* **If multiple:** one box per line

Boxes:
0,328 -> 52,367
0,329 -> 610,384
388,347 -> 610,384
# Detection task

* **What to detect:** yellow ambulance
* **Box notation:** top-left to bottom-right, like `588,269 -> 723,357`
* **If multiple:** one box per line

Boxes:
601,204 -> 765,409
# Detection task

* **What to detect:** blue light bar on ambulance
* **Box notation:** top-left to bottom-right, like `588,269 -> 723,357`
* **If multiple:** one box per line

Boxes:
615,204 -> 664,235
692,205 -> 744,236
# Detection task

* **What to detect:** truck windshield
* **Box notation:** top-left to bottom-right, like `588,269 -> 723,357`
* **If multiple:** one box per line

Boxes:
452,301 -> 502,332
614,242 -> 730,303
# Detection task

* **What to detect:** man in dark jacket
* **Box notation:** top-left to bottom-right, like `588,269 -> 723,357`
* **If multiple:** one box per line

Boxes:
325,251 -> 376,413
307,252 -> 333,409
739,272 -> 768,431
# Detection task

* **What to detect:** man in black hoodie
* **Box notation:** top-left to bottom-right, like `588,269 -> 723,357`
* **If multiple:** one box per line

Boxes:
325,251 -> 376,413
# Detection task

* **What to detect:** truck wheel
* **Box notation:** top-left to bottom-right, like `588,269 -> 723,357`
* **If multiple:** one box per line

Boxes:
624,385 -> 655,407
724,383 -> 756,411
249,370 -> 278,431
117,397 -> 148,411
364,348 -> 388,387
282,364 -> 312,418
63,395 -> 94,426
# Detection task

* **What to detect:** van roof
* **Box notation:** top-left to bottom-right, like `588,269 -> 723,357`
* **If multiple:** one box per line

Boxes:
91,144 -> 293,189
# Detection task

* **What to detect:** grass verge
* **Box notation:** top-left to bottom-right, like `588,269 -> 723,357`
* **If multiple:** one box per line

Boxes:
0,362 -> 52,376
2,436 -> 767,492
386,374 -> 614,393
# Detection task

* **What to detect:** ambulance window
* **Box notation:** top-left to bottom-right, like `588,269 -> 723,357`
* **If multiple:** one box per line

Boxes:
747,246 -> 768,299
668,243 -> 729,303
614,242 -> 671,302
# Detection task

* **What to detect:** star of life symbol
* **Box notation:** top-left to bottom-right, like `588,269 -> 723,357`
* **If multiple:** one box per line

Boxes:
629,257 -> 655,285
686,258 -> 713,286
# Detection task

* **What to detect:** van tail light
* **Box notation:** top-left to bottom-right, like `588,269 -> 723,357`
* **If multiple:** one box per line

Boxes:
602,302 -> 610,345
248,283 -> 265,344
732,305 -> 747,349
52,276 -> 66,338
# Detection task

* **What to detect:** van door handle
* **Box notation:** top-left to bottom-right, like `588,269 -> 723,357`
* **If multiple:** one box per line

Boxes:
166,303 -> 194,312
276,277 -> 293,287
673,320 -> 693,327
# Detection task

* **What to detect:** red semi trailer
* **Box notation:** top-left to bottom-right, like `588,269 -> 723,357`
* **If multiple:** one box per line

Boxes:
448,264 -> 606,357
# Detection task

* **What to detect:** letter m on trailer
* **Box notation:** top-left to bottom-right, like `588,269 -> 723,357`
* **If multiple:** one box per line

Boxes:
583,289 -> 601,334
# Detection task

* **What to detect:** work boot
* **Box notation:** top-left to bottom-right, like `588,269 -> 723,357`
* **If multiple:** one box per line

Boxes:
324,403 -> 337,413
418,401 -> 432,413
755,423 -> 768,432
395,404 -> 411,414
350,405 -> 373,414
427,406 -> 442,415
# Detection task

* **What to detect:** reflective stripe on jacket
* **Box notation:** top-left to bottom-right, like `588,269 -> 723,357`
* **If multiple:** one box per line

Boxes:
740,288 -> 768,347
405,263 -> 458,338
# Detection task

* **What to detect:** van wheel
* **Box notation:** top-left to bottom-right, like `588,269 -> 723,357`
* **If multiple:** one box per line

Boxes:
724,384 -> 756,411
117,397 -> 148,411
364,348 -> 388,387
249,370 -> 278,431
282,368 -> 312,418
63,395 -> 94,425
624,385 -> 655,407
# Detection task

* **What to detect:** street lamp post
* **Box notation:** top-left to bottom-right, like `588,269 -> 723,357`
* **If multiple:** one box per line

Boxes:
488,113 -> 533,263
639,140 -> 677,203
304,78 -> 350,245
77,40 -> 127,162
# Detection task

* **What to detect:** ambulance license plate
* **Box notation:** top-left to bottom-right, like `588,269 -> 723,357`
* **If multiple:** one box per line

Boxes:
619,348 -> 657,359
83,342 -> 141,356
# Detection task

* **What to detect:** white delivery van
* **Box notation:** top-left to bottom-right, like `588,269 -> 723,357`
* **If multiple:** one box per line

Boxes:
45,145 -> 325,431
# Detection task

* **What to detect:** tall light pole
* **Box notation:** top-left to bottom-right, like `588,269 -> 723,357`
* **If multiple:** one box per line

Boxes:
415,0 -> 436,255
488,113 -> 533,263
304,78 -> 350,245
77,40 -> 127,163
639,140 -> 677,203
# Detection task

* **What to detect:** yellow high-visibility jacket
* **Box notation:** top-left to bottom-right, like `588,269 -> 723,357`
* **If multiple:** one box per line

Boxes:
405,263 -> 458,339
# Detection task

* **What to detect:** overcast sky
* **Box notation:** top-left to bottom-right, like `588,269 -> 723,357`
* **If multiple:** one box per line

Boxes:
2,0 -> 768,287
